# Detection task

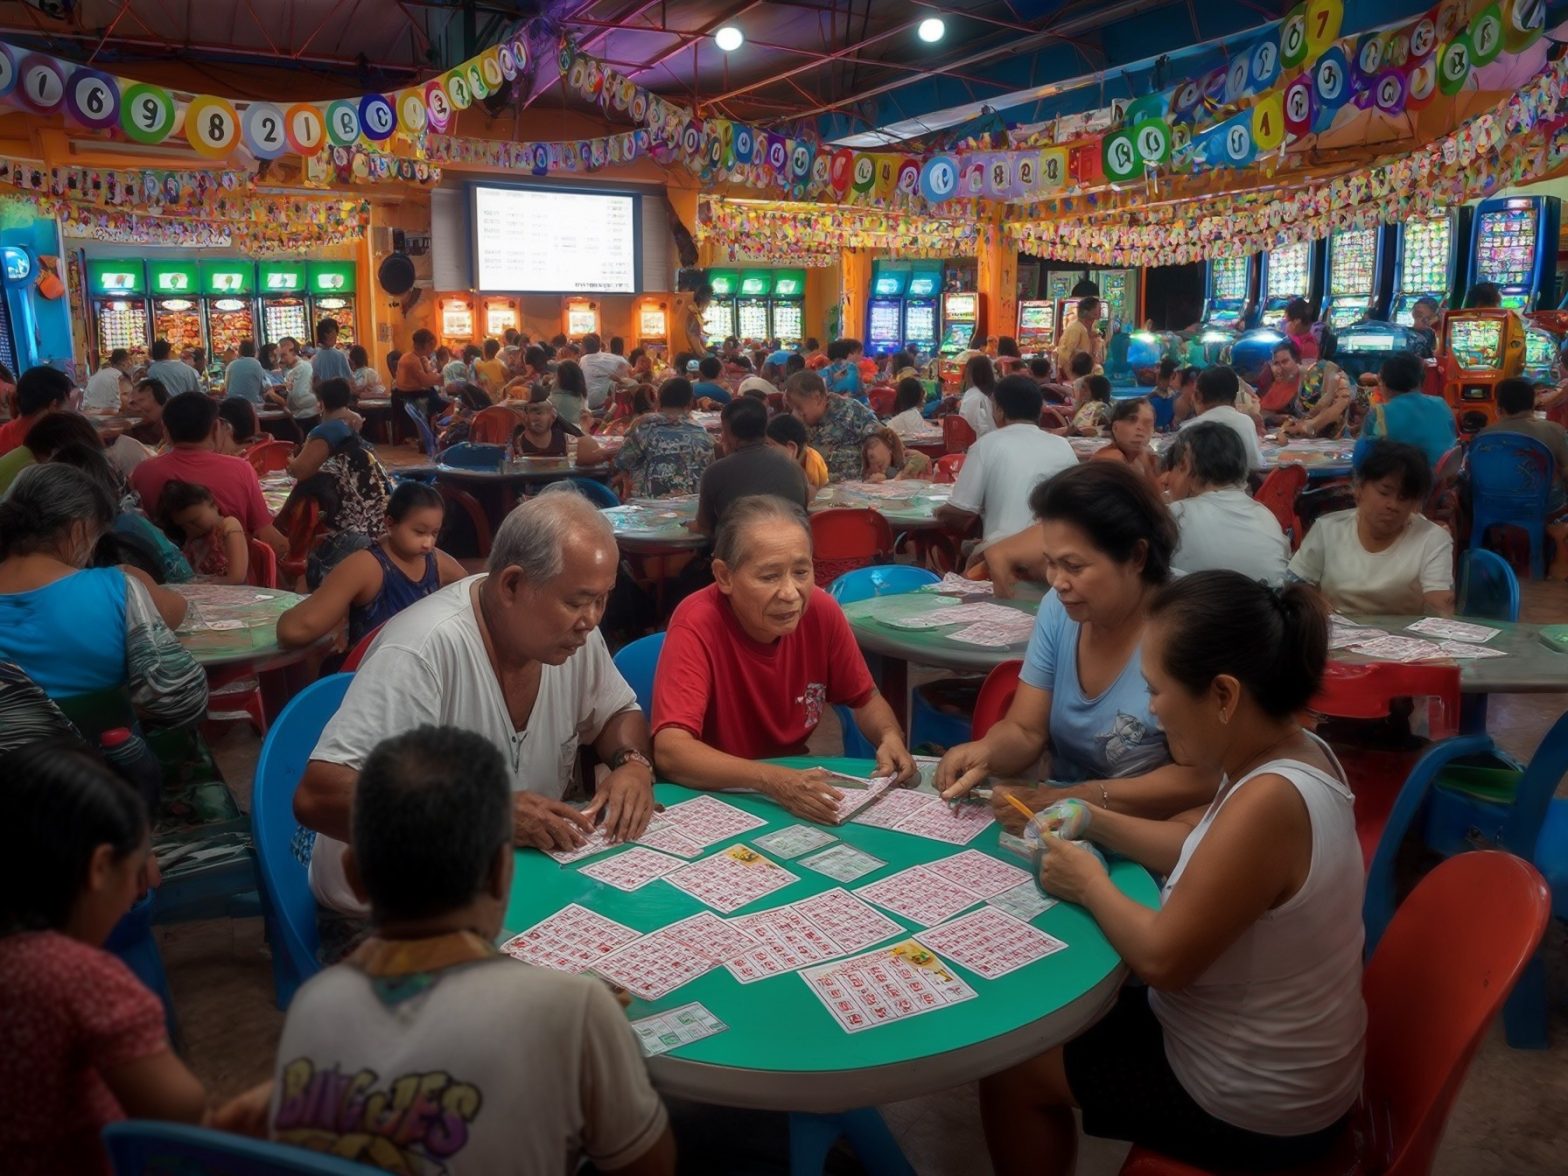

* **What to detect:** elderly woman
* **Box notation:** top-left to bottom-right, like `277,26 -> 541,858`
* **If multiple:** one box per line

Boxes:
1163,422 -> 1289,586
652,495 -> 917,822
0,464 -> 206,731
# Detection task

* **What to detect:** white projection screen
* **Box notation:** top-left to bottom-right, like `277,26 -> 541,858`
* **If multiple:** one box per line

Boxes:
470,183 -> 642,294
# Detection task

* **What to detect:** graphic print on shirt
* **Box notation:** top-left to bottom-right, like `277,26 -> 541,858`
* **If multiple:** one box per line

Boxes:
1097,711 -> 1167,776
798,681 -> 826,730
273,1057 -> 481,1172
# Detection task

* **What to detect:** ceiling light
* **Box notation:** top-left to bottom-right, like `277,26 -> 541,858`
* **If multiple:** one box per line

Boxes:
714,26 -> 744,52
918,17 -> 945,43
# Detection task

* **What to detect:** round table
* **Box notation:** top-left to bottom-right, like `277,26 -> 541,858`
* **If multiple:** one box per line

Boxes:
503,761 -> 1156,1113
1338,614 -> 1568,694
171,582 -> 313,670
435,458 -> 613,487
812,480 -> 952,531
604,497 -> 705,552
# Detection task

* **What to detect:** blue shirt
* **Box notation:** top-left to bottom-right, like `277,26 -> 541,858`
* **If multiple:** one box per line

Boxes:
308,418 -> 356,451
312,346 -> 353,385
825,361 -> 864,400
693,380 -> 731,405
144,358 -> 201,397
1020,591 -> 1169,783
1355,391 -> 1456,473
0,567 -> 128,700
224,357 -> 269,405
767,349 -> 793,369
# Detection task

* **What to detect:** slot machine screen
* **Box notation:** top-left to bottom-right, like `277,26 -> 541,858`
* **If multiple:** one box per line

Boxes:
903,302 -> 935,343
1446,319 -> 1503,371
1329,229 -> 1377,296
1266,241 -> 1311,300
1401,214 -> 1452,294
1524,329 -> 1558,377
1474,206 -> 1536,288
868,302 -> 901,344
1018,304 -> 1054,332
1211,256 -> 1249,300
1337,332 -> 1395,354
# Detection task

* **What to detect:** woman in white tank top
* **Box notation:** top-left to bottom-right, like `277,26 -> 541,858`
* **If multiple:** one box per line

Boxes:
978,571 -> 1365,1175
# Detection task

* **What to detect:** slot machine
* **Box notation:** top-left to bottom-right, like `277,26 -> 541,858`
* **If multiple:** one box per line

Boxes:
437,294 -> 476,351
1044,271 -> 1082,302
901,267 -> 941,358
0,245 -> 39,374
1256,239 -> 1324,329
1015,301 -> 1056,357
481,296 -> 520,340
1320,226 -> 1391,330
1391,209 -> 1470,325
1438,309 -> 1526,432
257,261 -> 310,345
85,259 -> 150,367
197,260 -> 256,364
1202,254 -> 1256,331
1523,325 -> 1560,387
1332,321 -> 1432,382
937,290 -> 981,385
1090,268 -> 1140,332
703,270 -> 739,347
307,261 -> 358,346
735,271 -> 772,345
146,261 -> 206,355
865,265 -> 906,357
636,299 -> 669,354
562,297 -> 598,340
768,269 -> 806,347
1468,196 -> 1561,311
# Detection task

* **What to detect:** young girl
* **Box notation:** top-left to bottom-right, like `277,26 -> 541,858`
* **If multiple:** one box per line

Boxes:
1091,398 -> 1159,480
158,481 -> 249,585
0,743 -> 206,1172
276,482 -> 466,651
861,427 -> 930,482
513,392 -> 569,457
348,344 -> 384,398
1072,375 -> 1114,436
765,413 -> 829,493
887,378 -> 929,434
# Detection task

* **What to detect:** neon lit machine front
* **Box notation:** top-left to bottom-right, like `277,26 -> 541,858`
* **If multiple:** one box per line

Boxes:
1044,271 -> 1081,302
703,270 -> 739,347
482,296 -> 520,340
1523,326 -> 1559,386
1202,255 -> 1254,331
1015,301 -> 1056,357
1321,226 -> 1390,331
1391,209 -> 1469,325
1439,309 -> 1525,432
769,269 -> 806,347
1257,239 -> 1322,329
0,246 -> 39,374
307,261 -> 358,346
736,271 -> 772,345
197,261 -> 256,367
901,268 -> 941,358
85,259 -> 150,367
438,295 -> 476,351
562,297 -> 599,340
146,261 -> 206,355
865,266 -> 906,357
1470,196 -> 1561,311
257,261 -> 310,345
939,291 -> 979,358
1090,268 -> 1140,332
636,300 -> 668,354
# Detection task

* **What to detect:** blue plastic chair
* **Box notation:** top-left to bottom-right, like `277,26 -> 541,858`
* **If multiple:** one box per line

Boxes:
1467,432 -> 1555,578
1453,547 -> 1519,731
827,566 -> 940,757
568,475 -> 620,508
402,400 -> 439,456
103,1121 -> 378,1174
252,673 -> 354,1010
439,441 -> 507,469
612,633 -> 664,719
789,1108 -> 914,1176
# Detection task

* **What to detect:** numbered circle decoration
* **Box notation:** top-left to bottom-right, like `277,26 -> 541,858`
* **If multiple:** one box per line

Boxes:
1134,119 -> 1171,166
1251,92 -> 1286,151
465,63 -> 488,102
424,80 -> 452,131
1352,34 -> 1384,88
1170,122 -> 1192,155
66,68 -> 119,129
1249,38 -> 1281,91
830,147 -> 854,193
531,144 -> 549,175
185,95 -> 239,157
629,90 -> 648,124
766,135 -> 788,176
17,54 -> 66,112
1470,3 -> 1504,65
1314,46 -> 1349,111
512,37 -> 529,77
1280,5 -> 1309,68
1220,117 -> 1256,167
1170,79 -> 1202,120
1407,57 -> 1439,108
1409,17 -> 1438,61
902,157 -> 930,197
961,160 -> 985,198
0,45 -> 15,99
284,103 -> 326,154
793,144 -> 814,180
481,49 -> 504,90
1224,56 -> 1251,104
359,94 -> 396,141
732,125 -> 754,164
325,100 -> 361,146
447,70 -> 472,109
396,89 -> 427,134
241,101 -> 288,158
1385,31 -> 1411,70
1436,0 -> 1466,41
1437,38 -> 1471,95
680,121 -> 703,159
1102,129 -> 1142,181
1199,66 -> 1228,105
1372,69 -> 1408,115
1283,73 -> 1315,137
810,152 -> 831,189
1015,154 -> 1037,193
1305,0 -> 1344,56
498,43 -> 518,81
1039,147 -> 1067,191
1122,93 -> 1167,128
851,153 -> 876,194
985,156 -> 1014,198
120,82 -> 175,143
1504,0 -> 1547,52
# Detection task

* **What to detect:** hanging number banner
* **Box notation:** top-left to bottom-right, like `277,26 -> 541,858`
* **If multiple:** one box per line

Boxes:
1284,73 -> 1315,137
359,93 -> 395,141
732,126 -> 754,164
1372,68 -> 1408,115
919,154 -> 958,202
1304,0 -> 1343,56
396,89 -> 427,134
1102,129 -> 1142,181
326,100 -> 361,147
0,45 -> 14,99
1407,57 -> 1439,108
1250,38 -> 1281,90
1281,5 -> 1310,68
17,54 -> 65,112
424,80 -> 452,131
185,95 -> 239,157
285,103 -> 326,154
1437,38 -> 1471,94
1134,119 -> 1171,166
242,101 -> 288,158
121,82 -> 175,143
1040,147 -> 1067,192
1251,91 -> 1286,150
66,68 -> 118,129
1470,3 -> 1504,66
447,70 -> 472,109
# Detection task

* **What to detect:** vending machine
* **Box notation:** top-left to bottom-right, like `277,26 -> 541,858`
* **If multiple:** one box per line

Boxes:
939,290 -> 980,358
1090,268 -> 1140,332
1256,239 -> 1324,329
1202,254 -> 1255,330
1438,308 -> 1526,431
768,269 -> 806,347
866,265 -> 906,357
735,272 -> 772,344
1015,301 -> 1056,356
1391,209 -> 1470,325
703,269 -> 739,347
481,296 -> 520,340
438,294 -> 476,350
257,261 -> 310,344
146,260 -> 206,354
636,299 -> 669,353
1468,195 -> 1561,311
196,260 -> 256,361
85,259 -> 150,366
1320,226 -> 1391,330
901,267 -> 941,358
307,261 -> 358,345
563,297 -> 599,339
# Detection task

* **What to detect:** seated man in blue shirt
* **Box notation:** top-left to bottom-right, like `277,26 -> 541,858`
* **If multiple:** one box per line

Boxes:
1354,349 -> 1455,473
691,356 -> 731,406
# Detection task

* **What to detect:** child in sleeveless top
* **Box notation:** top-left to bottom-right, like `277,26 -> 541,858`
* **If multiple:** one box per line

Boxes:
157,480 -> 249,585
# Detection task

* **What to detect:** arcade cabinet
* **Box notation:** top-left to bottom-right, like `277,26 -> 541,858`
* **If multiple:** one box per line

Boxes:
307,261 -> 358,345
563,297 -> 599,340
1202,254 -> 1256,331
481,296 -> 520,340
1044,271 -> 1082,302
1320,226 -> 1391,330
636,299 -> 669,355
1090,268 -> 1140,331
1390,209 -> 1470,325
937,290 -> 980,385
1015,300 -> 1056,357
0,244 -> 39,373
437,294 -> 476,351
85,258 -> 150,368
1523,325 -> 1560,386
147,261 -> 206,354
1255,239 -> 1324,329
735,271 -> 772,344
1332,321 -> 1432,382
258,261 -> 309,345
1437,308 -> 1526,432
866,264 -> 907,357
703,270 -> 739,346
769,270 -> 806,347
1468,196 -> 1561,311
197,260 -> 257,362
901,267 -> 941,359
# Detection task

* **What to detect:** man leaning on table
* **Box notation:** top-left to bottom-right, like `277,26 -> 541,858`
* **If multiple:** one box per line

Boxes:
295,487 -> 656,960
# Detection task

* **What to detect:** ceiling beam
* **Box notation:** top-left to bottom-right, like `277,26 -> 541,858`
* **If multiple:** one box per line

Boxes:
617,0 -> 768,79
0,25 -> 426,77
575,0 -> 666,53
294,0 -> 361,59
703,17 -> 930,107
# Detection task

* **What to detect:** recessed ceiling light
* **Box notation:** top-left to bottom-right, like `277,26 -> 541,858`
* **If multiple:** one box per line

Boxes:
918,17 -> 945,43
715,26 -> 744,52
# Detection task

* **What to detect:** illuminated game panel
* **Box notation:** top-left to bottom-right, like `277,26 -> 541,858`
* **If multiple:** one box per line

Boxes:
1329,229 -> 1376,296
1524,329 -> 1557,373
868,303 -> 901,349
152,305 -> 203,352
772,304 -> 803,341
207,303 -> 255,355
903,303 -> 935,346
98,305 -> 148,353
1402,214 -> 1452,292
1266,241 -> 1310,300
1447,319 -> 1503,371
1327,306 -> 1365,330
1475,207 -> 1536,287
703,305 -> 736,344
1209,309 -> 1241,328
264,302 -> 309,343
737,303 -> 769,341
1211,257 -> 1249,300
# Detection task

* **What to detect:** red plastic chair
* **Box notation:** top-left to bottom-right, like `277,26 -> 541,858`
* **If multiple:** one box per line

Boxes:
339,622 -> 386,672
1252,464 -> 1308,550
276,499 -> 323,588
868,385 -> 896,416
1040,404 -> 1074,431
469,406 -> 518,445
971,660 -> 1023,740
1120,851 -> 1550,1176
245,440 -> 295,474
246,538 -> 279,590
438,482 -> 494,559
932,453 -> 966,484
941,414 -> 977,455
809,508 -> 893,588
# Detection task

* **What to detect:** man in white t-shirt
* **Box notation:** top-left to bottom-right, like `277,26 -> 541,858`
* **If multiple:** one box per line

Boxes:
264,725 -> 674,1175
1165,421 -> 1290,585
83,349 -> 132,411
296,489 -> 654,939
579,332 -> 632,410
1178,365 -> 1263,471
938,375 -> 1077,547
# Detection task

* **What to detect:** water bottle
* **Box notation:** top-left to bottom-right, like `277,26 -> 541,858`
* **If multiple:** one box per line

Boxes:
100,728 -> 163,817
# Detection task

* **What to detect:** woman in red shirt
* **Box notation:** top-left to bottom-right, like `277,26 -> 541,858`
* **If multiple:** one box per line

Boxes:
652,495 -> 917,821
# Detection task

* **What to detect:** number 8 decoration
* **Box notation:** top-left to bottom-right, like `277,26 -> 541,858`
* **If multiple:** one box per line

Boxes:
185,95 -> 239,157
66,68 -> 119,129
325,100 -> 361,147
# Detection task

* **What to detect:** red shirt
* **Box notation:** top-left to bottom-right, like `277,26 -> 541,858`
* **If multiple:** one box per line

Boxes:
129,447 -> 273,534
0,415 -> 33,457
652,584 -> 876,760
0,931 -> 168,1175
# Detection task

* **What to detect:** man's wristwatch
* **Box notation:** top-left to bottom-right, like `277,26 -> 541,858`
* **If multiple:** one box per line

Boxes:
609,748 -> 654,776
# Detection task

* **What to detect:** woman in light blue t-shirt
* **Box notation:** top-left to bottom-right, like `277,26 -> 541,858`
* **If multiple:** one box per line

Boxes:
936,462 -> 1217,824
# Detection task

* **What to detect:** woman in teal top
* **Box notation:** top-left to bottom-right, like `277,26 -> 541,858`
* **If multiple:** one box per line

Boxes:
937,462 -> 1216,824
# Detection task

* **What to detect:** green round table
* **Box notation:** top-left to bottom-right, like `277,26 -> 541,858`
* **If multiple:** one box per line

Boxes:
503,759 -> 1157,1114
172,582 -> 313,670
1336,614 -> 1568,694
812,480 -> 953,531
604,497 -> 705,552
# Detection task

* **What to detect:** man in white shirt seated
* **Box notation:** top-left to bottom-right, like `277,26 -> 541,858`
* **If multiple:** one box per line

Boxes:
295,486 -> 655,957
83,348 -> 132,411
578,332 -> 632,411
1164,421 -> 1290,585
937,374 -> 1077,548
1178,365 -> 1263,471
